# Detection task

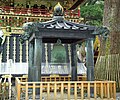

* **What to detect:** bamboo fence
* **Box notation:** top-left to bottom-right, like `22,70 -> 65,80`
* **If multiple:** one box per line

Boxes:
95,54 -> 120,89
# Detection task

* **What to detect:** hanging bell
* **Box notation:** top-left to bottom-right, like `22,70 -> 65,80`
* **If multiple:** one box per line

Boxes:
51,39 -> 66,64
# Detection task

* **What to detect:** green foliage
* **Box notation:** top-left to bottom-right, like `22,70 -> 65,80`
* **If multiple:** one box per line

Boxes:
81,3 -> 104,26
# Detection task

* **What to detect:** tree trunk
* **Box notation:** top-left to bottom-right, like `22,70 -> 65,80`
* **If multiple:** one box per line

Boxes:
104,0 -> 120,54
95,0 -> 120,90
103,0 -> 120,54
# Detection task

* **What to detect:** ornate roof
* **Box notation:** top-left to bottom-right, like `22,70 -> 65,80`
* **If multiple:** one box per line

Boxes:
23,3 -> 95,31
21,3 -> 109,43
37,12 -> 95,31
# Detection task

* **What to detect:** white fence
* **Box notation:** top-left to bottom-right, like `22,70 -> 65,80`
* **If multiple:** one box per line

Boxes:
0,62 -> 86,75
0,63 -> 28,75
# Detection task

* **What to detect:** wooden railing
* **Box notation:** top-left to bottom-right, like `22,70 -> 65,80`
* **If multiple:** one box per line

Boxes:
0,14 -> 52,28
0,6 -> 79,17
0,6 -> 82,28
1,27 -> 23,36
20,75 -> 87,82
0,6 -> 83,35
0,14 -> 82,29
42,75 -> 86,82
15,77 -> 116,100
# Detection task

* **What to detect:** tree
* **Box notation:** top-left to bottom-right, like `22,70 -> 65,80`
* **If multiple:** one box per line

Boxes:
103,0 -> 120,54
95,0 -> 120,90
80,2 -> 104,26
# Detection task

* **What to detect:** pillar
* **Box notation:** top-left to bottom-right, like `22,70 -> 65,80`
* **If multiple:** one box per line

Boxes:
28,42 -> 34,82
42,43 -> 45,63
15,36 -> 20,62
65,44 -> 70,63
78,5 -> 80,17
47,43 -> 51,63
71,43 -> 77,81
86,38 -> 94,81
22,41 -> 26,62
9,36 -> 13,60
33,38 -> 42,82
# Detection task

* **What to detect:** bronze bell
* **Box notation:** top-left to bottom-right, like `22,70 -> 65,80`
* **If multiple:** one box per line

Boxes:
51,39 -> 66,64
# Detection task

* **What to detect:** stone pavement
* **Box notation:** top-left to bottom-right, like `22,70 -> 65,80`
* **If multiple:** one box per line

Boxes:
116,93 -> 120,100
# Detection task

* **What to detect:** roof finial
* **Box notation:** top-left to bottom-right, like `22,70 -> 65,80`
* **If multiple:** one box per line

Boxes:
53,2 -> 64,16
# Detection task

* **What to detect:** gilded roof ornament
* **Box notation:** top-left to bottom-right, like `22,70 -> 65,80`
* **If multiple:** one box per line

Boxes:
53,2 -> 64,16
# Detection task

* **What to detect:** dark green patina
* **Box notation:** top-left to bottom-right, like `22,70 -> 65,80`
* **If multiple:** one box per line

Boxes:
51,39 -> 67,64
21,3 -> 109,87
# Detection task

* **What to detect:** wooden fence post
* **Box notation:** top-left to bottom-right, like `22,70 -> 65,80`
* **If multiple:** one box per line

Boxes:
47,83 -> 50,99
33,83 -> 36,100
74,83 -> 77,100
94,82 -> 97,98
81,83 -> 84,99
54,83 -> 57,100
40,83 -> 43,100
113,82 -> 116,99
107,82 -> 110,98
87,82 -> 90,99
25,83 -> 28,100
17,83 -> 21,100
68,83 -> 70,100
101,82 -> 103,98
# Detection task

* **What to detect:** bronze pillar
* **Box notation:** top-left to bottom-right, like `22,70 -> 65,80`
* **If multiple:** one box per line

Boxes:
28,42 -> 34,82
86,38 -> 94,81
32,38 -> 42,95
71,43 -> 77,81
33,38 -> 42,82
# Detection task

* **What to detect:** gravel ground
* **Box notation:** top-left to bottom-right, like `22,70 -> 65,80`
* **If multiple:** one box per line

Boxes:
1,87 -> 119,100
11,86 -> 120,100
